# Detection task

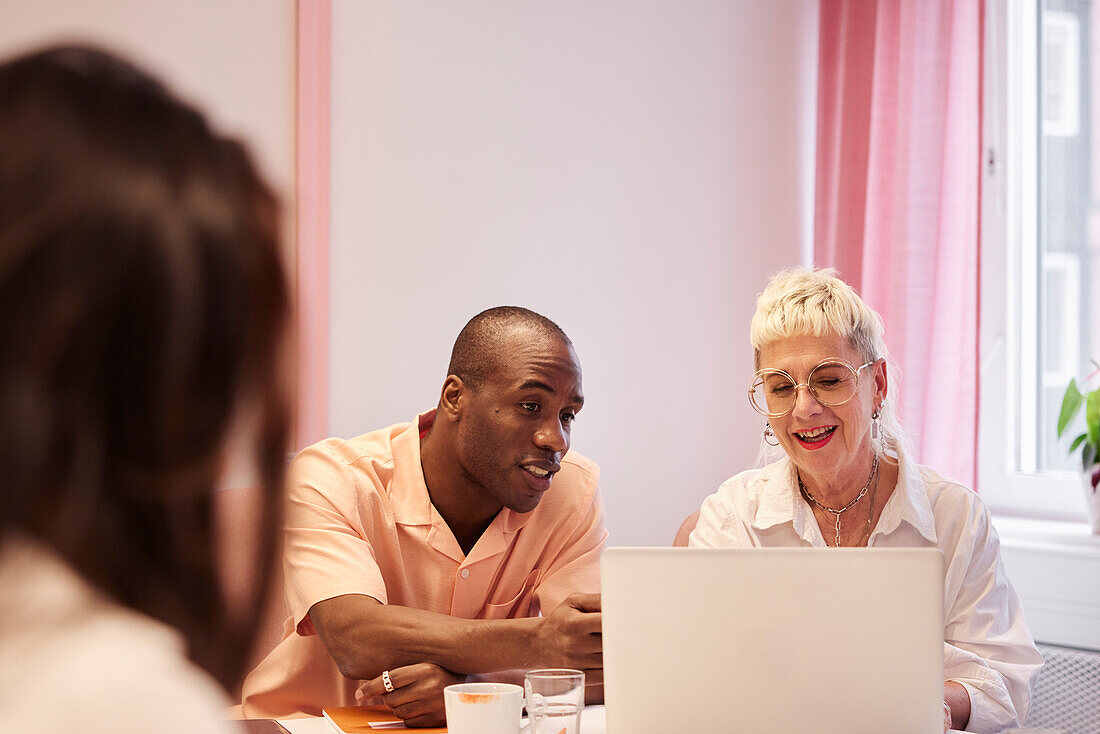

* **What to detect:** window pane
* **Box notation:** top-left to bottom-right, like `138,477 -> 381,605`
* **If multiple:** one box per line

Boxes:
1039,1 -> 1098,472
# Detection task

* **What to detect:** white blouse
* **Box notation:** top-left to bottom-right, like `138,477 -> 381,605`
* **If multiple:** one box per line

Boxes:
689,450 -> 1043,734
0,534 -> 240,734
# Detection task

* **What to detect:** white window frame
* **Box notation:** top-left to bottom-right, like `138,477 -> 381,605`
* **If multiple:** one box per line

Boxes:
979,0 -> 1086,520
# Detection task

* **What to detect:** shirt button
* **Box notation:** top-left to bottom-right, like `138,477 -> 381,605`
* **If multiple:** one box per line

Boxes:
460,568 -> 470,579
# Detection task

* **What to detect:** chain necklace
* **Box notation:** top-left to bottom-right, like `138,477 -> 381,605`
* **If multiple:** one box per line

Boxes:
855,460 -> 880,547
798,452 -> 880,548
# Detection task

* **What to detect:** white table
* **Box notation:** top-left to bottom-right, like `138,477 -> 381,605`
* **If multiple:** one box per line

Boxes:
278,706 -> 607,734
276,707 -> 967,733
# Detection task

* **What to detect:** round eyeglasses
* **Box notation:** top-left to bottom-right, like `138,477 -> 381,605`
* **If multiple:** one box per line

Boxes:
747,358 -> 876,417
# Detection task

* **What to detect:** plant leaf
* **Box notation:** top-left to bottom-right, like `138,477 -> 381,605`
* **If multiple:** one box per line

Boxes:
1084,442 -> 1097,472
1058,379 -> 1084,437
1069,433 -> 1089,453
1087,389 -> 1100,452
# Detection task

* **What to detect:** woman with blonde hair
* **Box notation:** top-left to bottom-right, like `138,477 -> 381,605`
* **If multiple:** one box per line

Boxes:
690,268 -> 1042,733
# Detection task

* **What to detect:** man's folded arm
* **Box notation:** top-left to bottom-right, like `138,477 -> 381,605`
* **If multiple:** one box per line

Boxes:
309,591 -> 602,682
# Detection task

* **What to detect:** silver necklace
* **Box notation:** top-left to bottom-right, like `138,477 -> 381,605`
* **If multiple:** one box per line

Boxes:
798,452 -> 880,547
848,460 -> 881,548
860,462 -> 880,546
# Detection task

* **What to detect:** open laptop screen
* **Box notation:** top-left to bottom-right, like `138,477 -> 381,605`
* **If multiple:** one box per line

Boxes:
601,547 -> 944,734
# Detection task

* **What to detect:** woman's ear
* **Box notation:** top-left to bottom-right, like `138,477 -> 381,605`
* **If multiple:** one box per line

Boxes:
873,358 -> 889,406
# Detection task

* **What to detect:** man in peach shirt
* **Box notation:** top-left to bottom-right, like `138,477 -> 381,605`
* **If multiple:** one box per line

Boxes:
242,307 -> 606,725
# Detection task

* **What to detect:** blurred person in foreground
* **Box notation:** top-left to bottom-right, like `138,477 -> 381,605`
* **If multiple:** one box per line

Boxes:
689,268 -> 1043,733
0,45 -> 290,733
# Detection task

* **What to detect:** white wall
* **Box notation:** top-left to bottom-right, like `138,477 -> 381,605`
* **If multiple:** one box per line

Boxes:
329,0 -> 817,546
0,0 -> 297,265
994,517 -> 1100,650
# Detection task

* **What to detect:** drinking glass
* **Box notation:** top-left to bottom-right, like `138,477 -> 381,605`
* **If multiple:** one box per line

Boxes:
523,669 -> 584,734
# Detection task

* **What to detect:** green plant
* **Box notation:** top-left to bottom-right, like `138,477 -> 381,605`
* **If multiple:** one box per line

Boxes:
1058,359 -> 1100,493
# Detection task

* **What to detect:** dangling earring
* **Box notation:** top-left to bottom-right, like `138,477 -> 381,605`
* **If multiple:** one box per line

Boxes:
871,401 -> 885,453
763,424 -> 779,447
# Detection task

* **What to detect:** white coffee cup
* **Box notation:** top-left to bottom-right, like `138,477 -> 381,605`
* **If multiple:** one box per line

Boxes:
443,682 -> 524,734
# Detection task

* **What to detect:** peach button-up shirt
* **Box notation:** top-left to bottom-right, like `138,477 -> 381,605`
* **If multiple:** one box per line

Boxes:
242,410 -> 607,718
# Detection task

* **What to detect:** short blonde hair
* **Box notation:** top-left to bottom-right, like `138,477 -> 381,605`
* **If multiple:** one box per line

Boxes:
749,267 -> 905,459
750,267 -> 885,366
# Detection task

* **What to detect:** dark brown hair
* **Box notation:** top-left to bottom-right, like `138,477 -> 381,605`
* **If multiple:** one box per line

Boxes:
0,45 -> 290,689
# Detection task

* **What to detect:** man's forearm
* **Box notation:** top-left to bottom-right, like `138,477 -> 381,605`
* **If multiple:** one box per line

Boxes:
382,604 -> 546,676
311,594 -> 544,680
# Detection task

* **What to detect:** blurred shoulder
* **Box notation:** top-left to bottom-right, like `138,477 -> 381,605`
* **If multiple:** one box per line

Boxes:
63,614 -> 236,734
0,539 -> 237,734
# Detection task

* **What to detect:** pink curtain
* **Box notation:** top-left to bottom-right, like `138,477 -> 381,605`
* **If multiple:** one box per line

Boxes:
815,0 -> 982,487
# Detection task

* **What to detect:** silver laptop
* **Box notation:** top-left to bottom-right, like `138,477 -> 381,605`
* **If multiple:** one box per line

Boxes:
602,547 -> 944,734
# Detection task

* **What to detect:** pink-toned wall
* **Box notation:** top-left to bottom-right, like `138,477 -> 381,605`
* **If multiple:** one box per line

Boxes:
0,1 -> 819,547
295,0 -> 331,450
326,0 -> 818,546
0,0 -> 320,447
0,1 -> 298,268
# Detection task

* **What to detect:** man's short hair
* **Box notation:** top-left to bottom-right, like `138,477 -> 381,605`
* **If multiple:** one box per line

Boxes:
447,306 -> 572,390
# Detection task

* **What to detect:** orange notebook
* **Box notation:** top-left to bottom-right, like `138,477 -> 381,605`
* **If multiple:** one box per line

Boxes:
321,705 -> 448,733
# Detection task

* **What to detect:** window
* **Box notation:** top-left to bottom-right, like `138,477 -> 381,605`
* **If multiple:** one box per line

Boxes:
981,0 -> 1098,519
1043,10 -> 1080,138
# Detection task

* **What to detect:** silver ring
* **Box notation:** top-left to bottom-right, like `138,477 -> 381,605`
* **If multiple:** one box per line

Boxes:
382,669 -> 395,693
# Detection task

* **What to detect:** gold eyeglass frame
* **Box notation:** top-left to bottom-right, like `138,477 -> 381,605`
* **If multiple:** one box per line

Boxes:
747,358 -> 877,418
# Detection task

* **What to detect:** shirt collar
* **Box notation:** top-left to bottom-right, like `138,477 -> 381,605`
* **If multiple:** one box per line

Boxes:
749,447 -> 939,545
750,459 -> 812,534
388,409 -> 533,557
872,445 -> 939,544
388,410 -> 437,527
